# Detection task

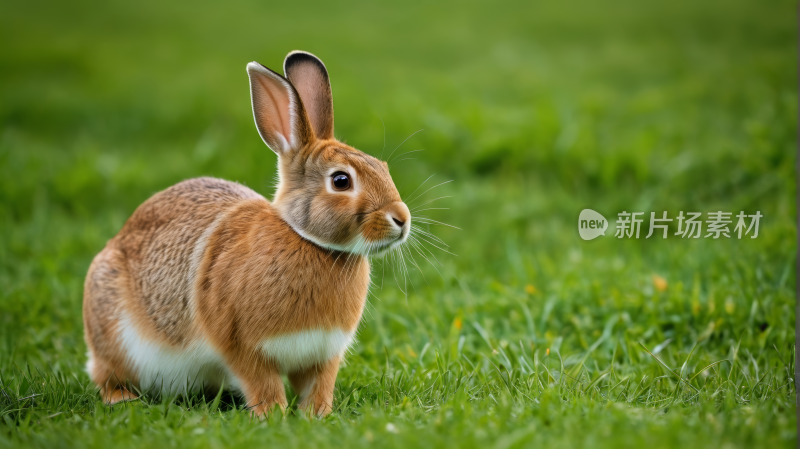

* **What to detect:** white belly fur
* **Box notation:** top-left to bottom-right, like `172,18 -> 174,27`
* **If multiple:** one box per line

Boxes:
260,328 -> 355,373
115,316 -> 240,395
100,316 -> 354,395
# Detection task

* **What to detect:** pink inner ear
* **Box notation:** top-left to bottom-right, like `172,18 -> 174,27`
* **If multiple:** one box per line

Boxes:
288,63 -> 333,140
251,70 -> 293,151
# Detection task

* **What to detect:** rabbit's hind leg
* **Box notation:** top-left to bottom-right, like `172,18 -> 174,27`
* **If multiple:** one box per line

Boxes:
83,248 -> 140,404
87,355 -> 139,404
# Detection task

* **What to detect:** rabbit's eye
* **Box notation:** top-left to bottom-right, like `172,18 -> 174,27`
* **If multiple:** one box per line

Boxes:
331,172 -> 351,191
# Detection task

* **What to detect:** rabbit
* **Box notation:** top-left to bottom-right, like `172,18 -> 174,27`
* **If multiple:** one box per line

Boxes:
82,50 -> 411,417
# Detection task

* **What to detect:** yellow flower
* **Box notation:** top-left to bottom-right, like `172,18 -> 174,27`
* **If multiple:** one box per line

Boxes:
525,284 -> 537,294
725,297 -> 735,314
453,317 -> 462,330
651,274 -> 668,292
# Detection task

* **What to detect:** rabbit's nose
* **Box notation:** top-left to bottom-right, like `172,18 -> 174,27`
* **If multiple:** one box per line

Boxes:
386,202 -> 410,231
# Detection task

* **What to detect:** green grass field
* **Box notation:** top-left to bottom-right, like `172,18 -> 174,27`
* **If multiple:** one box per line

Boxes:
0,0 -> 797,447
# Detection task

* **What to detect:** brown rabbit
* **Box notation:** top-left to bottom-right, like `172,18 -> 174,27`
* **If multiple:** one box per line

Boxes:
82,51 -> 411,417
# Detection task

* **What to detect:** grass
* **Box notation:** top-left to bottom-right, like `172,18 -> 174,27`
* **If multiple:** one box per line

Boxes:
0,0 -> 796,447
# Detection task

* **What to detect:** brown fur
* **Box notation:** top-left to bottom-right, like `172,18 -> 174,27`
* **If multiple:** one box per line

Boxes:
83,51 -> 410,416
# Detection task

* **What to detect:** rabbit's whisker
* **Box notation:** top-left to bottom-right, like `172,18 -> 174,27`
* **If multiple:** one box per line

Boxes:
413,234 -> 457,256
408,238 -> 444,279
407,239 -> 444,284
403,174 -> 435,202
410,207 -> 449,213
398,246 -> 411,301
380,246 -> 387,290
411,237 -> 446,271
407,180 -> 453,206
395,246 -> 408,297
388,149 -> 425,166
330,246 -> 349,274
409,196 -> 452,212
401,243 -> 427,285
384,129 -> 424,163
412,217 -> 461,230
389,157 -> 418,167
410,225 -> 449,247
389,248 -> 404,296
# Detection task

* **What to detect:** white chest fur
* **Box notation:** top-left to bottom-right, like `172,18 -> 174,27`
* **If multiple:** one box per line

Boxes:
260,328 -> 354,373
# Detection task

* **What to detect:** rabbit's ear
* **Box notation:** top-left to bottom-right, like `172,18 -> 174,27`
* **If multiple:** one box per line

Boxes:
247,61 -> 313,154
283,51 -> 334,140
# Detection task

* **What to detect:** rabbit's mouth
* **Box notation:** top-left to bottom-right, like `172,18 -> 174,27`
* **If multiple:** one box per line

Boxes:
369,240 -> 397,255
365,233 -> 408,257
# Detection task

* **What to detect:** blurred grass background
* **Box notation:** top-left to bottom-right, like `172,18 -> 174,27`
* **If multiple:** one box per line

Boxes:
0,0 -> 797,447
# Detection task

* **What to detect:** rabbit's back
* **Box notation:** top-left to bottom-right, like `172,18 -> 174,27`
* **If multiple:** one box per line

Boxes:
109,177 -> 265,346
